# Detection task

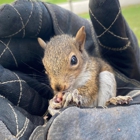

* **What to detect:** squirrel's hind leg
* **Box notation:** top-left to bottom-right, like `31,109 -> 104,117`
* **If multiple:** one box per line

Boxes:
97,71 -> 116,107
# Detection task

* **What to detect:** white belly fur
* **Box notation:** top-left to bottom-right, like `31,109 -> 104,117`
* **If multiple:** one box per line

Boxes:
95,71 -> 116,107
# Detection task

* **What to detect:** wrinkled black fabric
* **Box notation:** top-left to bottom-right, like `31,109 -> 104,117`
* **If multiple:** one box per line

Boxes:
89,0 -> 140,96
45,3 -> 99,57
89,0 -> 140,80
0,0 -> 140,139
0,65 -> 52,115
0,96 -> 44,140
0,0 -> 54,39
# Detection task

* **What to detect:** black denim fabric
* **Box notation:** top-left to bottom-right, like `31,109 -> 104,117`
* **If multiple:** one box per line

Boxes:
0,0 -> 140,139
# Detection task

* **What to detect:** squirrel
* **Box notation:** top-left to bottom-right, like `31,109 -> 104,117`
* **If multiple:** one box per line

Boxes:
38,26 -> 132,116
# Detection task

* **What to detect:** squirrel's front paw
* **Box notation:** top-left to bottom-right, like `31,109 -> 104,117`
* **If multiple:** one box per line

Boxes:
106,96 -> 133,106
49,95 -> 63,109
63,89 -> 83,107
48,95 -> 63,116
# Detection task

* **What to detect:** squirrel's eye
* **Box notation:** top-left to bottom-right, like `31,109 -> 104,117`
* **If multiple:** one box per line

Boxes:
71,55 -> 77,65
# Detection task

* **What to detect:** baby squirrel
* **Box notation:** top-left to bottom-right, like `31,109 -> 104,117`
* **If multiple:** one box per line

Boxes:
38,26 -> 132,115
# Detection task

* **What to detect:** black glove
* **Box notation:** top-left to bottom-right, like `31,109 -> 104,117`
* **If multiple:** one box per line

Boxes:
0,0 -> 140,139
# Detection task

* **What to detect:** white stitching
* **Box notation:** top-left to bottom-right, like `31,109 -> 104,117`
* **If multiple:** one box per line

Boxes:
0,80 -> 25,85
2,2 -> 33,38
45,3 -> 64,34
31,129 -> 44,140
35,132 -> 44,139
13,73 -> 23,106
0,39 -> 18,67
115,70 -> 140,87
10,4 -> 25,38
8,103 -> 19,134
16,118 -> 29,139
0,40 -> 10,58
34,2 -> 42,37
89,7 -> 128,40
98,40 -> 131,51
97,8 -> 123,38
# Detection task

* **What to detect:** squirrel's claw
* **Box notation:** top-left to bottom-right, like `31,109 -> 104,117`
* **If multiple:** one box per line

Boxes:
106,95 -> 133,106
63,89 -> 83,107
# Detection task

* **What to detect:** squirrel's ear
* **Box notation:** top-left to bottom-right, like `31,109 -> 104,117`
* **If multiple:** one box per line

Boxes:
75,26 -> 86,51
38,38 -> 46,49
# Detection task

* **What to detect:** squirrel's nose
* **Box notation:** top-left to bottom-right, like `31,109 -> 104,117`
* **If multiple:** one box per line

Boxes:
55,84 -> 68,92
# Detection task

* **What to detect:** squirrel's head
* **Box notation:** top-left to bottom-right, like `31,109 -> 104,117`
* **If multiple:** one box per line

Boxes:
38,26 -> 89,93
